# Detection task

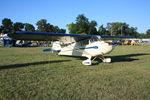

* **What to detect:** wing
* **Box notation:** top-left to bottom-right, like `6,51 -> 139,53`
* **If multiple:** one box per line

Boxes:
101,35 -> 134,40
8,31 -> 134,43
8,31 -> 99,43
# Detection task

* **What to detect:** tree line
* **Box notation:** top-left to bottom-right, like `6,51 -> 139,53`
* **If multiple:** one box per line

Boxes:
0,18 -> 66,34
0,14 -> 150,38
67,14 -> 150,38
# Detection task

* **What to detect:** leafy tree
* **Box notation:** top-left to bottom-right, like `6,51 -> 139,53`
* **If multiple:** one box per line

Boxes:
76,14 -> 89,23
53,26 -> 60,33
75,14 -> 89,34
106,22 -> 129,35
67,14 -> 98,34
36,19 -> 66,33
105,22 -> 139,36
146,29 -> 150,38
57,28 -> 66,33
88,20 -> 97,34
13,22 -> 24,31
67,23 -> 78,34
98,25 -> 107,35
46,23 -> 66,33
46,23 -> 54,32
36,19 -> 48,32
1,18 -> 13,34
0,26 -> 3,33
25,23 -> 35,32
136,33 -> 146,38
127,27 -> 138,36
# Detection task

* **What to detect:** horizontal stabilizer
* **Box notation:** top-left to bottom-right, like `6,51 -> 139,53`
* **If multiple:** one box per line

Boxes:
43,49 -> 53,52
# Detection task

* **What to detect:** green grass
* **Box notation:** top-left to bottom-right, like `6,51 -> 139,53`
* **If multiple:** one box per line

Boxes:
0,45 -> 150,100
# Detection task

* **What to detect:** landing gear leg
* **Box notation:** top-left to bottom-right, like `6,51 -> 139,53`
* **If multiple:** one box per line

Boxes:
82,56 -> 111,65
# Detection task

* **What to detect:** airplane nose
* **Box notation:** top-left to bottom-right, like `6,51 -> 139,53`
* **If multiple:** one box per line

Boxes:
102,43 -> 114,54
107,44 -> 113,53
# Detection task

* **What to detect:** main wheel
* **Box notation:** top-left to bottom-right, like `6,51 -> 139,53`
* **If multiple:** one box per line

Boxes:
82,59 -> 92,65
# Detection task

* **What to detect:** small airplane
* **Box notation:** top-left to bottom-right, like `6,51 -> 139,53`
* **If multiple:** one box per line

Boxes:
8,31 -> 134,65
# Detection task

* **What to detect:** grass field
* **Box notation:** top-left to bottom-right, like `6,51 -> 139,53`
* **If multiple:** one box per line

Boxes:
0,45 -> 150,100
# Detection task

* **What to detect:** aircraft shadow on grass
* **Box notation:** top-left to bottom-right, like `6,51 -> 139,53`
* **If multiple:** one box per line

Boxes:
110,53 -> 150,63
69,53 -> 150,65
0,60 -> 71,70
0,53 -> 149,70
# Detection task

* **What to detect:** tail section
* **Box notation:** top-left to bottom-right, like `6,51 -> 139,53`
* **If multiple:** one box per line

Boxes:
42,41 -> 61,54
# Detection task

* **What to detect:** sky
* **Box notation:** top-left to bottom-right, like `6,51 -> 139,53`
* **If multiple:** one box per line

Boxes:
0,0 -> 150,33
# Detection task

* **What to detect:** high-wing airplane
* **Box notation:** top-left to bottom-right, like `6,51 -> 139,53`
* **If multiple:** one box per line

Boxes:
8,31 -> 134,65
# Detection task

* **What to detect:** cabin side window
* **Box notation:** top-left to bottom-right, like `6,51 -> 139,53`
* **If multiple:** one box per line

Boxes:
89,36 -> 101,43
